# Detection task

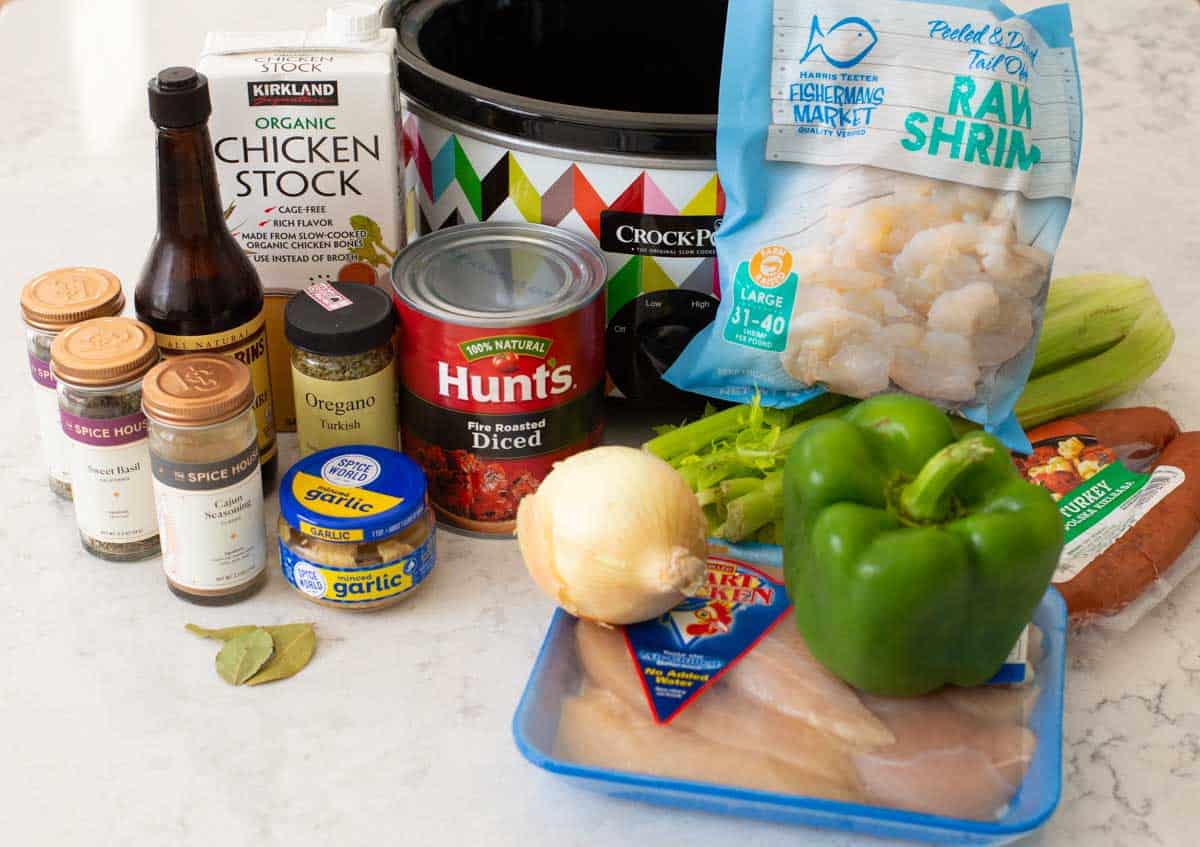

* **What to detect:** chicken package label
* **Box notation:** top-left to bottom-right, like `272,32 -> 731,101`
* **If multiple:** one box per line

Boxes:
1016,424 -> 1185,583
666,0 -> 1083,450
623,557 -> 792,724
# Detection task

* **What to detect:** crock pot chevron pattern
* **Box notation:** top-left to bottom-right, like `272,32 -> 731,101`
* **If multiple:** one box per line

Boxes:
400,114 -> 724,322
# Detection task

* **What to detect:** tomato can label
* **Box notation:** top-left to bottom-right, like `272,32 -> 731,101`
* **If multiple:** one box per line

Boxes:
396,299 -> 605,532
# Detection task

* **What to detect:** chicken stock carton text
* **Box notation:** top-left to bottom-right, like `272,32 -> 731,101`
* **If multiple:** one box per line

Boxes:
200,13 -> 401,431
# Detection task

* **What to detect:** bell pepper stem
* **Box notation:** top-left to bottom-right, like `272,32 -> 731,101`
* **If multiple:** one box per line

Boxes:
900,440 -> 996,523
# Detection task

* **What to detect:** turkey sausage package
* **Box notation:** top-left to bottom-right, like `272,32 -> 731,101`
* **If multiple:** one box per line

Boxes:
666,0 -> 1083,448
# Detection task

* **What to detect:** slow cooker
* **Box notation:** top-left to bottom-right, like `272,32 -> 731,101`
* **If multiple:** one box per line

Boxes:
385,0 -> 726,407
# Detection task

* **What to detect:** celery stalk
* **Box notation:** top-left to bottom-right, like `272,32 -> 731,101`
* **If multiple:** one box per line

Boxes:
724,473 -> 784,542
1017,300 -> 1175,427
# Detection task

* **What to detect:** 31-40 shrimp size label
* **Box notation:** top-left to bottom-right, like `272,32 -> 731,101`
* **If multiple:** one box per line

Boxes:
722,247 -> 798,352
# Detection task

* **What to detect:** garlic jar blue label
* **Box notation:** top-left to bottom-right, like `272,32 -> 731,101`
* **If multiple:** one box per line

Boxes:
280,530 -> 436,605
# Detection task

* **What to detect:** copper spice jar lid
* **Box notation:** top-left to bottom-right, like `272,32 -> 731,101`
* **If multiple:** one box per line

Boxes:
141,354 -> 255,426
51,317 -> 159,387
20,267 -> 126,331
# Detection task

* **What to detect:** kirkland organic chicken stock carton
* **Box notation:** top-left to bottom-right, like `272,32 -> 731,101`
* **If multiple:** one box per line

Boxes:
667,1 -> 1083,449
199,5 -> 401,431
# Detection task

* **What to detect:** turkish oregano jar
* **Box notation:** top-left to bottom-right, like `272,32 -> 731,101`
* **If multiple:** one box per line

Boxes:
285,282 -> 398,458
20,267 -> 126,500
142,354 -> 268,605
51,317 -> 160,561
278,446 -> 436,611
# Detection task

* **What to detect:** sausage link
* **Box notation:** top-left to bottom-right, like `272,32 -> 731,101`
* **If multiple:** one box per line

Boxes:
1062,408 -> 1179,470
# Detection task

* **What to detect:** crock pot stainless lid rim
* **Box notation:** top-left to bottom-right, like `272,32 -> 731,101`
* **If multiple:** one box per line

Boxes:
392,0 -> 718,158
392,223 -> 608,328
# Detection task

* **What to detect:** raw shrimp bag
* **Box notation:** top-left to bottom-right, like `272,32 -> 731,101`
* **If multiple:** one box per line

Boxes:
666,0 -> 1083,448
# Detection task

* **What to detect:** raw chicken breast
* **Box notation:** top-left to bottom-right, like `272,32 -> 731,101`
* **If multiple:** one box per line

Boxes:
726,621 -> 895,749
853,695 -> 1037,820
575,622 -> 862,791
556,686 -> 862,802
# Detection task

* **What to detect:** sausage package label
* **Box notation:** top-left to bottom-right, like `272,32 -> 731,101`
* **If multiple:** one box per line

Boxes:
623,557 -> 791,724
1015,427 -> 1186,583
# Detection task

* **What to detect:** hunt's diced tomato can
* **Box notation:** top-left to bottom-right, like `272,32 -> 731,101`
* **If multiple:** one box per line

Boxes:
391,223 -> 607,535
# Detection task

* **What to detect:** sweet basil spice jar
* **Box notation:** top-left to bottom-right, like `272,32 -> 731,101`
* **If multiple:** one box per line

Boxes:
20,267 -> 126,500
51,317 -> 161,561
285,282 -> 399,458
142,354 -> 268,605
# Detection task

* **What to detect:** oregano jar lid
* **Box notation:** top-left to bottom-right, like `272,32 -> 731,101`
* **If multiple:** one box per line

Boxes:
284,282 -> 397,355
142,354 -> 255,426
20,267 -> 126,331
51,317 -> 159,386
280,445 -> 428,542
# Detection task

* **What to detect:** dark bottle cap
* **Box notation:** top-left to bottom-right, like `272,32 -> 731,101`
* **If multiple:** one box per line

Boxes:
285,282 -> 397,355
148,66 -> 212,128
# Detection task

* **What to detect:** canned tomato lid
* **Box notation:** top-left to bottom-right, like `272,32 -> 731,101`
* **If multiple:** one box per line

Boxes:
280,445 -> 428,542
391,223 -> 607,328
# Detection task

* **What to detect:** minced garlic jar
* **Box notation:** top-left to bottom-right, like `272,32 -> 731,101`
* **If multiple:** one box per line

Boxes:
20,267 -> 126,500
278,445 -> 435,611
142,354 -> 268,605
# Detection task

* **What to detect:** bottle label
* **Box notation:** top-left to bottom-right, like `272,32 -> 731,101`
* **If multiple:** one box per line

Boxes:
61,410 -> 157,543
154,310 -> 277,465
29,351 -> 69,486
292,360 -> 398,457
279,530 -> 436,605
151,441 -> 267,592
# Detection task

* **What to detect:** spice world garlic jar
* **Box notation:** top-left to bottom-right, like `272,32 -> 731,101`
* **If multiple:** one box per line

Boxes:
20,267 -> 126,499
142,354 -> 268,605
51,317 -> 161,561
278,445 -> 436,611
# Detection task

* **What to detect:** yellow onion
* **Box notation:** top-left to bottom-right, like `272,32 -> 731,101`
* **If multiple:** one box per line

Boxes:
516,446 -> 709,626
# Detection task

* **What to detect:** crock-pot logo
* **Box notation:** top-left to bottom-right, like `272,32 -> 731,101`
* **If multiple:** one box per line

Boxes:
247,80 -> 339,107
600,212 -> 723,259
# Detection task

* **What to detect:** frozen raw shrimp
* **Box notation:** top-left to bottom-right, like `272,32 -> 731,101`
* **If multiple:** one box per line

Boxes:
780,173 -> 1050,404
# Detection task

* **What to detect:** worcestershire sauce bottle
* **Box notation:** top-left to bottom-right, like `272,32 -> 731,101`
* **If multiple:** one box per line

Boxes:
137,67 -> 277,486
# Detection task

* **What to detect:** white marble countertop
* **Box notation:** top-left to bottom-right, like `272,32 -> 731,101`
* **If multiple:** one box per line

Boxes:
1,1 -> 1198,844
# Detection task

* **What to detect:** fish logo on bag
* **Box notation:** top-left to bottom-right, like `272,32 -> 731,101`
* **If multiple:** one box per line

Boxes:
799,15 -> 879,68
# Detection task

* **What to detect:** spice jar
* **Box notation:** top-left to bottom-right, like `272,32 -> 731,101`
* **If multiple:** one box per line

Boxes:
142,354 -> 268,605
285,282 -> 398,458
51,317 -> 160,561
20,267 -> 126,500
278,445 -> 436,611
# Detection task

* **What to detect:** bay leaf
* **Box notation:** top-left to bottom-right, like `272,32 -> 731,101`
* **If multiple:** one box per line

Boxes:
186,623 -> 258,641
245,623 -> 317,686
215,629 -> 274,685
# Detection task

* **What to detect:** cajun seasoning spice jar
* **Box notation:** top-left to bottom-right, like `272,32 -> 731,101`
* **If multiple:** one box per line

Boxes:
20,267 -> 126,500
285,282 -> 399,458
142,354 -> 268,605
51,317 -> 160,561
278,445 -> 436,611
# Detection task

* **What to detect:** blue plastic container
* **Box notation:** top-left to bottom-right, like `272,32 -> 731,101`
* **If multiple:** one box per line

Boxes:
512,546 -> 1066,846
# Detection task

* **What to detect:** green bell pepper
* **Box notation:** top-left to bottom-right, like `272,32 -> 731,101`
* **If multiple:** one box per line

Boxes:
782,394 -> 1064,697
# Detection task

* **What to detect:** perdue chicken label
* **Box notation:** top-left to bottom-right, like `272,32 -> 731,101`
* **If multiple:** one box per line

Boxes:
395,299 -> 605,532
